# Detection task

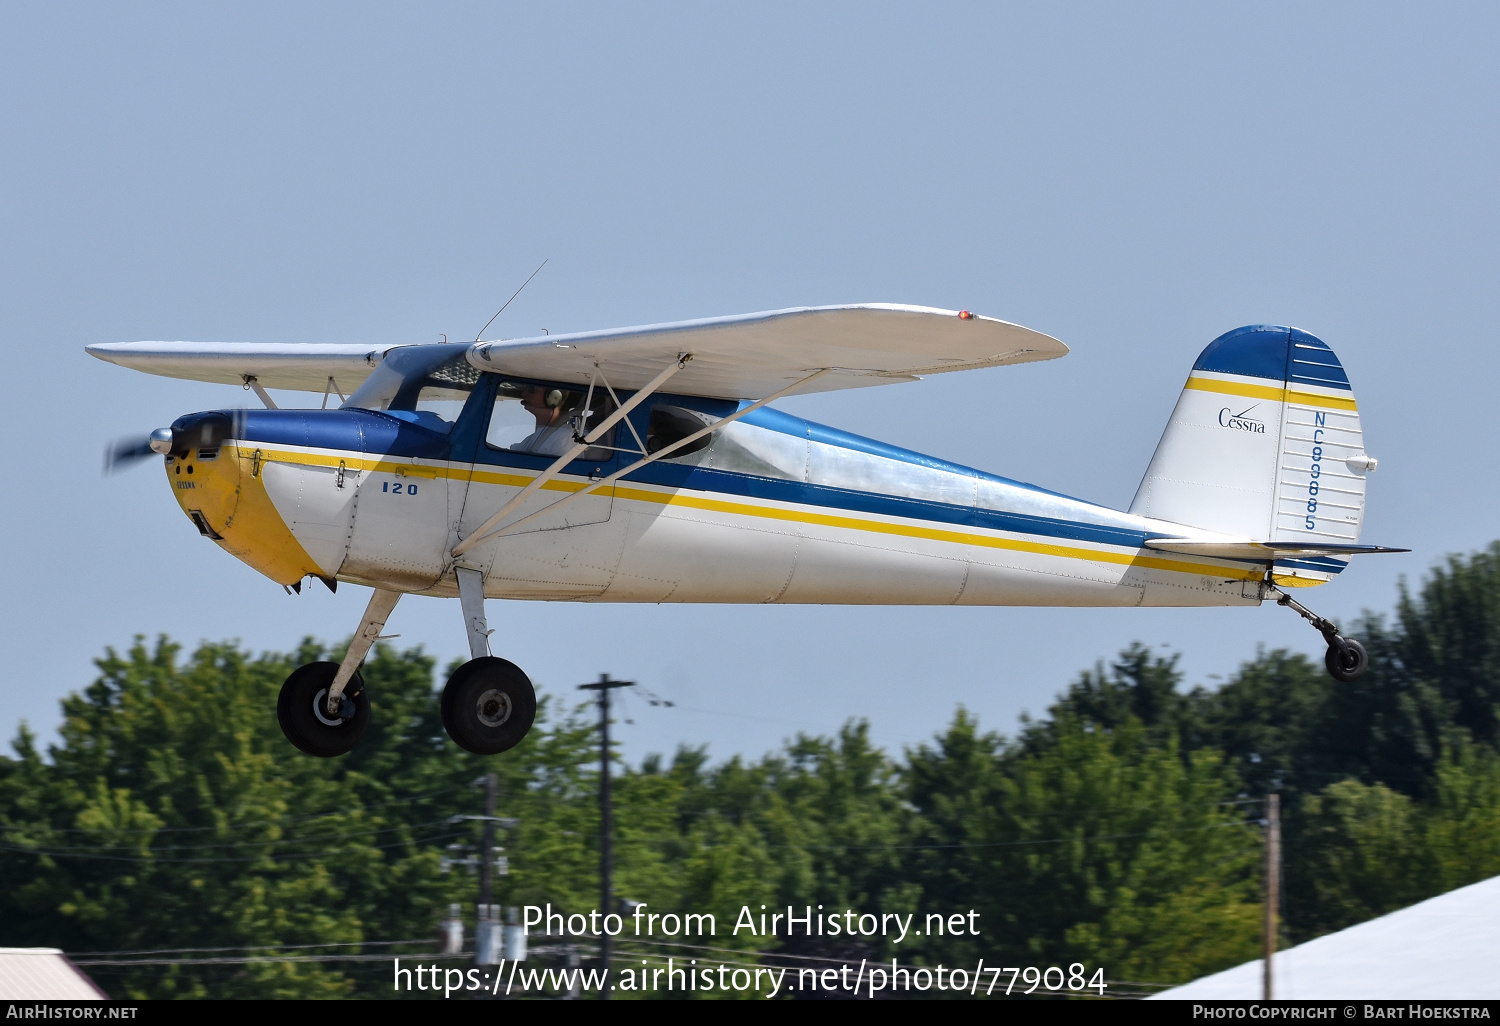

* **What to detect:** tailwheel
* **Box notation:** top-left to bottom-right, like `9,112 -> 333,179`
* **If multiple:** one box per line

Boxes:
441,657 -> 536,755
1325,637 -> 1370,683
1269,582 -> 1371,682
277,661 -> 371,757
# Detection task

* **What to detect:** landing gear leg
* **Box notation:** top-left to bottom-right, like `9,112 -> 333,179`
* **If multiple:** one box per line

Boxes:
1268,581 -> 1369,682
456,567 -> 493,660
441,568 -> 536,755
276,588 -> 401,757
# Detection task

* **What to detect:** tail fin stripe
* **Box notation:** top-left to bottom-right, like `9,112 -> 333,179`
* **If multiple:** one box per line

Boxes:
1289,361 -> 1352,389
1183,375 -> 1358,411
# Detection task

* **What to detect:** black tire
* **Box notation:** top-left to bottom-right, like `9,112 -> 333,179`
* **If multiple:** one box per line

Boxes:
276,661 -> 371,757
440,657 -> 537,755
1325,638 -> 1370,682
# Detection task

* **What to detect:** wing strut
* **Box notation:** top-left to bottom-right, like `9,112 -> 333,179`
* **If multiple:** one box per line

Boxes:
454,367 -> 833,554
243,375 -> 278,409
450,355 -> 692,558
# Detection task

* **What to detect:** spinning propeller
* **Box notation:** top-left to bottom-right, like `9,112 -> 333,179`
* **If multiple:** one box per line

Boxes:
103,428 -> 174,474
102,413 -> 243,474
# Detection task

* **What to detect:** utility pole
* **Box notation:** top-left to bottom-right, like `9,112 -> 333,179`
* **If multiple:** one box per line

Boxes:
1263,793 -> 1281,1001
444,776 -> 516,967
579,673 -> 635,998
478,772 -> 498,911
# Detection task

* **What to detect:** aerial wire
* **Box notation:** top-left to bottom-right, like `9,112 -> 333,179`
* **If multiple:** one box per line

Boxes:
474,259 -> 548,341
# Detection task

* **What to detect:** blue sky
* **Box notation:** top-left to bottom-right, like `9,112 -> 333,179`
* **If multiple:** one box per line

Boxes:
2,2 -> 1496,763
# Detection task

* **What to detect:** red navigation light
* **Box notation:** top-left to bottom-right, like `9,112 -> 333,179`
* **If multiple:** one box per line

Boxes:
958,310 -> 974,320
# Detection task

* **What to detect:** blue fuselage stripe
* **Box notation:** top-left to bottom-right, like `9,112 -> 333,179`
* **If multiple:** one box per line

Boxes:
618,460 -> 1157,551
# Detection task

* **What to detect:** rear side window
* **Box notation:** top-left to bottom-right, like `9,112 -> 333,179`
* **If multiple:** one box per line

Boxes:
647,405 -> 713,459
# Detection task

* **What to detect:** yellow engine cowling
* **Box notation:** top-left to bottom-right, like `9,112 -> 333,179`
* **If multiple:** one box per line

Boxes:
165,444 -> 324,586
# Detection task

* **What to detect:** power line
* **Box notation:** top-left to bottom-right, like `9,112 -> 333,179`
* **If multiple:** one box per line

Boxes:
16,785 -> 466,836
71,938 -> 436,957
0,828 -> 464,864
3,816 -> 462,854
73,952 -> 439,967
715,820 -> 1255,853
606,795 -> 1265,816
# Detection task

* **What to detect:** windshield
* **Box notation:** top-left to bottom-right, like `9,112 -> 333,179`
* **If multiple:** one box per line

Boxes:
342,345 -> 479,433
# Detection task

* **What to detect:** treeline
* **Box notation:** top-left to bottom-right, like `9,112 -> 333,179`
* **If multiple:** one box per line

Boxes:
2,544 -> 1500,999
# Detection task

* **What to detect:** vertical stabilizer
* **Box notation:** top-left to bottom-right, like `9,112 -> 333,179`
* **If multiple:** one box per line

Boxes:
1130,326 -> 1376,573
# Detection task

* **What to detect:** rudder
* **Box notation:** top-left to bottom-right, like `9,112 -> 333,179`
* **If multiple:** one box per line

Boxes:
1130,326 -> 1377,578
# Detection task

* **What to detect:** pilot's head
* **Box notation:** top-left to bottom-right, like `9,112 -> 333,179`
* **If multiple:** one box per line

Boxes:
521,385 -> 566,427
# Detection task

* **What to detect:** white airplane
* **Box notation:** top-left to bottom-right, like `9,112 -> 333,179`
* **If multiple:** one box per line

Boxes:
90,305 -> 1403,758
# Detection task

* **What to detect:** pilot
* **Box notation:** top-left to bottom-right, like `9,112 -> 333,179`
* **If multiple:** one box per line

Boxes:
511,385 -> 578,456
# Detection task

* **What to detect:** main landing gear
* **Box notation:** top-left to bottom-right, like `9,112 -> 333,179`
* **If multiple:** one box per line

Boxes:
275,572 -> 536,757
1269,582 -> 1370,682
439,568 -> 536,755
277,588 -> 397,757
276,661 -> 371,757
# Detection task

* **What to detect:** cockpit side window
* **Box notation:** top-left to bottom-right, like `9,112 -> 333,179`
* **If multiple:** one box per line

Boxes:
342,346 -> 480,434
484,377 -> 616,461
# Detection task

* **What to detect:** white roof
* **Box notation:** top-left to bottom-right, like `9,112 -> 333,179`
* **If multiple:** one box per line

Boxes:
0,948 -> 107,1000
1150,873 -> 1500,1000
86,304 -> 1067,400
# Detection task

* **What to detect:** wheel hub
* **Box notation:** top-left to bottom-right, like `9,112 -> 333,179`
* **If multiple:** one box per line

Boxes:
312,687 -> 352,727
477,688 -> 512,728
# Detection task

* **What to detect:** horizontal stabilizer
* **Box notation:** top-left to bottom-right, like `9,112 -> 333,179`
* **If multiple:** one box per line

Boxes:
1144,538 -> 1409,561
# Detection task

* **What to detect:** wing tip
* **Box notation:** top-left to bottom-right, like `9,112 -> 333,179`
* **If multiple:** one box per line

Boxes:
84,342 -> 128,363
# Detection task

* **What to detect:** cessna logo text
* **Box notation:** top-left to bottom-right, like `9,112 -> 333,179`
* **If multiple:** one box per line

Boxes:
1218,406 -> 1266,433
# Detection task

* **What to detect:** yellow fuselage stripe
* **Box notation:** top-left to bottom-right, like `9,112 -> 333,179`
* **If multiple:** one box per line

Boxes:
233,445 -> 1270,584
610,484 -> 1266,581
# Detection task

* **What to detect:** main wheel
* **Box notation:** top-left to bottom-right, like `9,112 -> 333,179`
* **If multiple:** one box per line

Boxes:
440,657 -> 537,755
1325,638 -> 1370,682
277,661 -> 371,757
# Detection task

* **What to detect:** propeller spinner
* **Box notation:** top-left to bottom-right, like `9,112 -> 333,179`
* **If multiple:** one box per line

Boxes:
103,428 -> 173,474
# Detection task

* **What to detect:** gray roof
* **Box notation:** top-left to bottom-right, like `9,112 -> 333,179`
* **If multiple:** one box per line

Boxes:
0,948 -> 108,1000
1152,873 -> 1500,1000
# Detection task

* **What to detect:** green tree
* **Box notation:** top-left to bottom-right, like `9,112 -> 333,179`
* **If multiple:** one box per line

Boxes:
1189,648 -> 1330,800
1391,542 -> 1500,748
0,637 -> 593,999
1285,778 -> 1424,939
906,711 -> 1261,985
1422,745 -> 1500,891
1021,644 -> 1194,755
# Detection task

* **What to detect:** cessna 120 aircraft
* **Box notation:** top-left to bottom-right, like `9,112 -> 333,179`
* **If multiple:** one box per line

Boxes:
90,305 -> 1402,758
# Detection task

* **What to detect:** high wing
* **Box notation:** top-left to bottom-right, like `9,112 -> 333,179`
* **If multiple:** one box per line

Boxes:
86,304 -> 1067,399
468,304 -> 1067,398
84,341 -> 397,393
